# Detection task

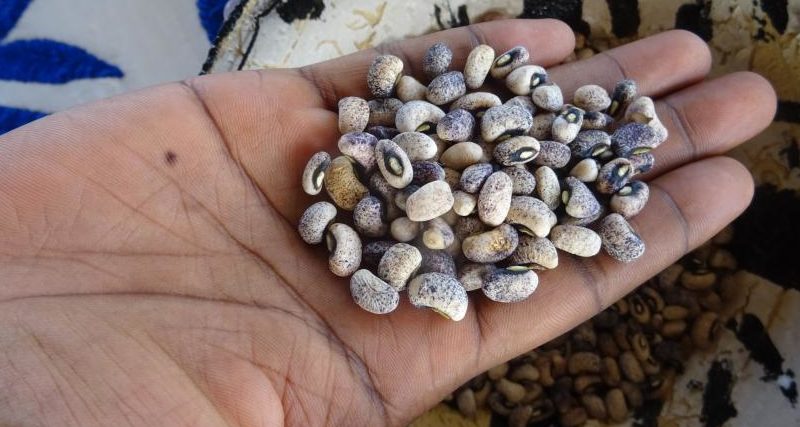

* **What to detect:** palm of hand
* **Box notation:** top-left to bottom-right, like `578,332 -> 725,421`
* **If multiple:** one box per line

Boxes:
0,20 -> 775,426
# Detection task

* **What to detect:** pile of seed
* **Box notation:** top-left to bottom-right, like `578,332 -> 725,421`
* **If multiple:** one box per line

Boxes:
444,226 -> 738,426
299,42 -> 668,319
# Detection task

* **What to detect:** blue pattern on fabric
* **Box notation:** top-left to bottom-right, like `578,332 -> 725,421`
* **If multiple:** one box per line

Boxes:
0,0 -> 33,40
0,105 -> 46,134
197,0 -> 227,42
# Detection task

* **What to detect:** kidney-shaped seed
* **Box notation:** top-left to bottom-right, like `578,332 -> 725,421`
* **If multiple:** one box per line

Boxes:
462,224 -> 519,263
464,44 -> 495,89
378,242 -> 422,290
405,180 -> 454,221
302,151 -> 331,195
422,217 -> 455,250
596,158 -> 633,194
478,171 -> 513,226
534,166 -> 561,210
505,65 -> 548,95
612,122 -> 659,157
450,92 -> 502,114
426,71 -> 466,105
325,156 -> 369,211
298,201 -> 337,244
396,75 -> 427,102
563,176 -> 601,219
493,136 -> 540,166
408,273 -> 469,321
368,98 -> 403,127
326,223 -> 362,277
533,141 -> 571,169
458,262 -> 497,291
422,42 -> 453,78
550,225 -> 601,257
573,84 -> 611,112
481,104 -> 533,142
509,235 -> 559,270
350,269 -> 400,314
607,79 -> 637,116
353,195 -> 387,238
440,141 -> 484,170
490,46 -> 529,79
599,214 -> 645,262
532,83 -> 564,112
483,268 -> 539,303
611,181 -> 649,218
502,166 -> 536,195
395,100 -> 445,133
338,96 -> 370,133
506,196 -> 557,238
569,158 -> 600,182
338,132 -> 378,171
375,139 -> 413,189
392,132 -> 437,161
436,108 -> 475,142
367,54 -> 403,98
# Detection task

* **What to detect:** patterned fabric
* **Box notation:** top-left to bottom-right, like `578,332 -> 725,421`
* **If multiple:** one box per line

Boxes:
0,0 -> 230,134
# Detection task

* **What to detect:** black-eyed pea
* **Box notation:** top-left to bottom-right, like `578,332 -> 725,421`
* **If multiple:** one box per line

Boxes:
626,96 -> 668,145
532,83 -> 564,112
410,161 -> 444,186
353,196 -> 387,238
487,392 -> 514,416
390,216 -> 420,242
338,96 -> 369,133
680,269 -> 717,291
338,132 -> 378,171
692,311 -> 721,349
611,181 -> 649,218
502,166 -> 536,195
422,42 -> 453,78
418,247 -> 457,277
620,381 -> 644,408
569,158 -> 600,182
661,320 -> 688,338
368,172 -> 401,220
405,181 -> 454,221
394,185 -> 419,211
301,151 -> 331,195
298,201 -> 337,244
641,354 -> 661,376
490,45 -> 529,79
568,352 -> 601,375
573,375 -> 602,394
326,223 -> 362,277
508,405 -> 533,427
506,196 -> 557,238
443,167 -> 461,188
596,157 -> 634,195
619,351 -> 645,383
456,388 -> 477,419
504,95 -> 537,116
458,262 -> 496,291
395,100 -> 445,132
459,162 -> 495,193
533,140 -> 571,168
629,152 -> 655,175
533,166 -> 561,210
367,54 -> 403,97
426,71 -> 467,105
324,156 -> 369,210
422,217 -> 455,250
482,267 -> 539,303
550,225 -> 602,257
361,240 -> 397,271
510,363 -> 540,383
581,394 -> 608,420
440,141 -> 484,170
408,272 -> 469,321
599,213 -> 646,262
662,305 -> 690,320
628,293 -> 651,325
612,322 -> 631,351
551,105 -> 584,144
481,104 -> 533,142
478,171 -> 513,226
493,136 -> 540,166
452,190 -> 477,216
529,112 -> 555,139
563,176 -> 601,219
612,122 -> 659,157
462,224 -> 519,263
582,110 -> 614,130
607,79 -> 637,116
366,125 -> 401,140
464,44 -> 495,89
574,84 -> 611,112
605,388 -> 628,422
505,64 -> 547,95
630,332 -> 651,362
509,235 -> 559,270
377,242 -> 421,290
453,216 -> 487,240
436,108 -> 475,142
396,75 -> 427,102
495,378 -> 526,403
392,131 -> 437,161
350,269 -> 399,314
560,407 -> 588,427
601,356 -> 622,386
569,129 -> 611,159
641,286 -> 665,312
375,139 -> 413,189
450,92 -> 502,115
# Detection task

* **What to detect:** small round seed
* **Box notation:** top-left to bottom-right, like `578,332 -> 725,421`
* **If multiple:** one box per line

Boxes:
452,190 -> 477,216
395,100 -> 445,133
550,225 -> 602,257
551,105 -> 584,144
422,42 -> 453,79
502,166 -> 536,195
338,131 -> 378,171
338,96 -> 369,133
353,196 -> 387,238
325,156 -> 369,210
450,92 -> 502,114
490,46 -> 529,79
405,180 -> 454,221
458,262 -> 496,291
582,111 -> 614,130
607,79 -> 637,116
599,213 -> 645,262
506,196 -> 557,238
367,98 -> 403,127
408,272 -> 469,321
596,157 -> 633,194
569,158 -> 600,182
410,161 -> 444,186
509,235 -> 558,270
464,44 -> 495,89
298,201 -> 337,244
493,136 -> 540,166
350,269 -> 399,314
573,84 -> 611,112
505,65 -> 548,95
440,141 -> 484,170
436,108 -> 475,142
326,223 -> 362,277
611,181 -> 649,218
533,140 -> 571,168
302,151 -> 331,195
396,75 -> 427,102
390,216 -> 420,242
462,224 -> 519,263
482,268 -> 539,303
529,112 -> 555,139
367,54 -> 403,98
377,242 -> 422,290
612,122 -> 659,157
478,171 -> 513,226
532,83 -> 564,112
392,132 -> 437,161
481,104 -> 533,142
426,71 -> 467,105
375,139 -> 412,189
422,217 -> 455,250
563,176 -> 601,219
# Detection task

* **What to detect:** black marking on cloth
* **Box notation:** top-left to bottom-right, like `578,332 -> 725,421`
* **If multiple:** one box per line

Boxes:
675,1 -> 713,41
276,0 -> 325,23
606,0 -> 641,37
518,0 -> 590,35
433,4 -> 470,30
776,100 -> 800,124
701,359 -> 737,427
633,399 -> 664,427
760,0 -> 789,33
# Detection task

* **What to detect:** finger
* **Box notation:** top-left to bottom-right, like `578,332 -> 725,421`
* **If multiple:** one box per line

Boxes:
548,29 -> 712,101
644,71 -> 777,178
297,19 -> 576,109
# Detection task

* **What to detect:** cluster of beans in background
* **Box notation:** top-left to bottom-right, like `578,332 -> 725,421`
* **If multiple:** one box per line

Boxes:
298,41 -> 667,320
444,226 -> 738,426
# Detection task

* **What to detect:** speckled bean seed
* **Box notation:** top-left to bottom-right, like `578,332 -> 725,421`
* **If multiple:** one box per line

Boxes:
377,242 -> 422,290
532,83 -> 564,112
607,79 -> 637,116
422,42 -> 453,78
325,156 -> 369,210
453,190 -> 477,216
551,105 -> 584,144
462,224 -> 519,263
563,177 -> 601,219
509,235 -> 559,270
505,65 -> 548,95
534,166 -> 561,210
478,171 -> 513,226
493,136 -> 540,166
350,269 -> 399,314
440,141 -> 484,170
599,214 -> 645,262
395,100 -> 445,133
422,217 -> 455,250
573,84 -> 611,112
436,108 -> 475,142
529,112 -> 555,139
338,96 -> 369,133
533,140 -> 571,168
298,201 -> 337,244
390,216 -> 420,242
367,54 -> 403,98
450,92 -> 502,114
490,46 -> 529,79
505,196 -> 557,238
375,139 -> 412,188
464,44 -> 495,89
483,268 -> 539,303
408,272 -> 469,321
338,131 -> 378,171
353,195 -> 387,238
396,75 -> 427,102
550,225 -> 602,257
569,158 -> 600,182
458,262 -> 496,291
596,157 -> 633,194
502,166 -> 536,195
426,71 -> 466,105
405,180 -> 454,221
367,98 -> 403,127
326,223 -> 362,277
302,151 -> 331,195
481,104 -> 533,142
611,181 -> 649,218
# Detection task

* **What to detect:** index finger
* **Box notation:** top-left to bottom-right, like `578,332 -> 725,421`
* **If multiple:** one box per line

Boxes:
297,19 -> 576,109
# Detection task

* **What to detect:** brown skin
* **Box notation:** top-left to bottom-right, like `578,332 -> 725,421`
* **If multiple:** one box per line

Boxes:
0,20 -> 775,426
